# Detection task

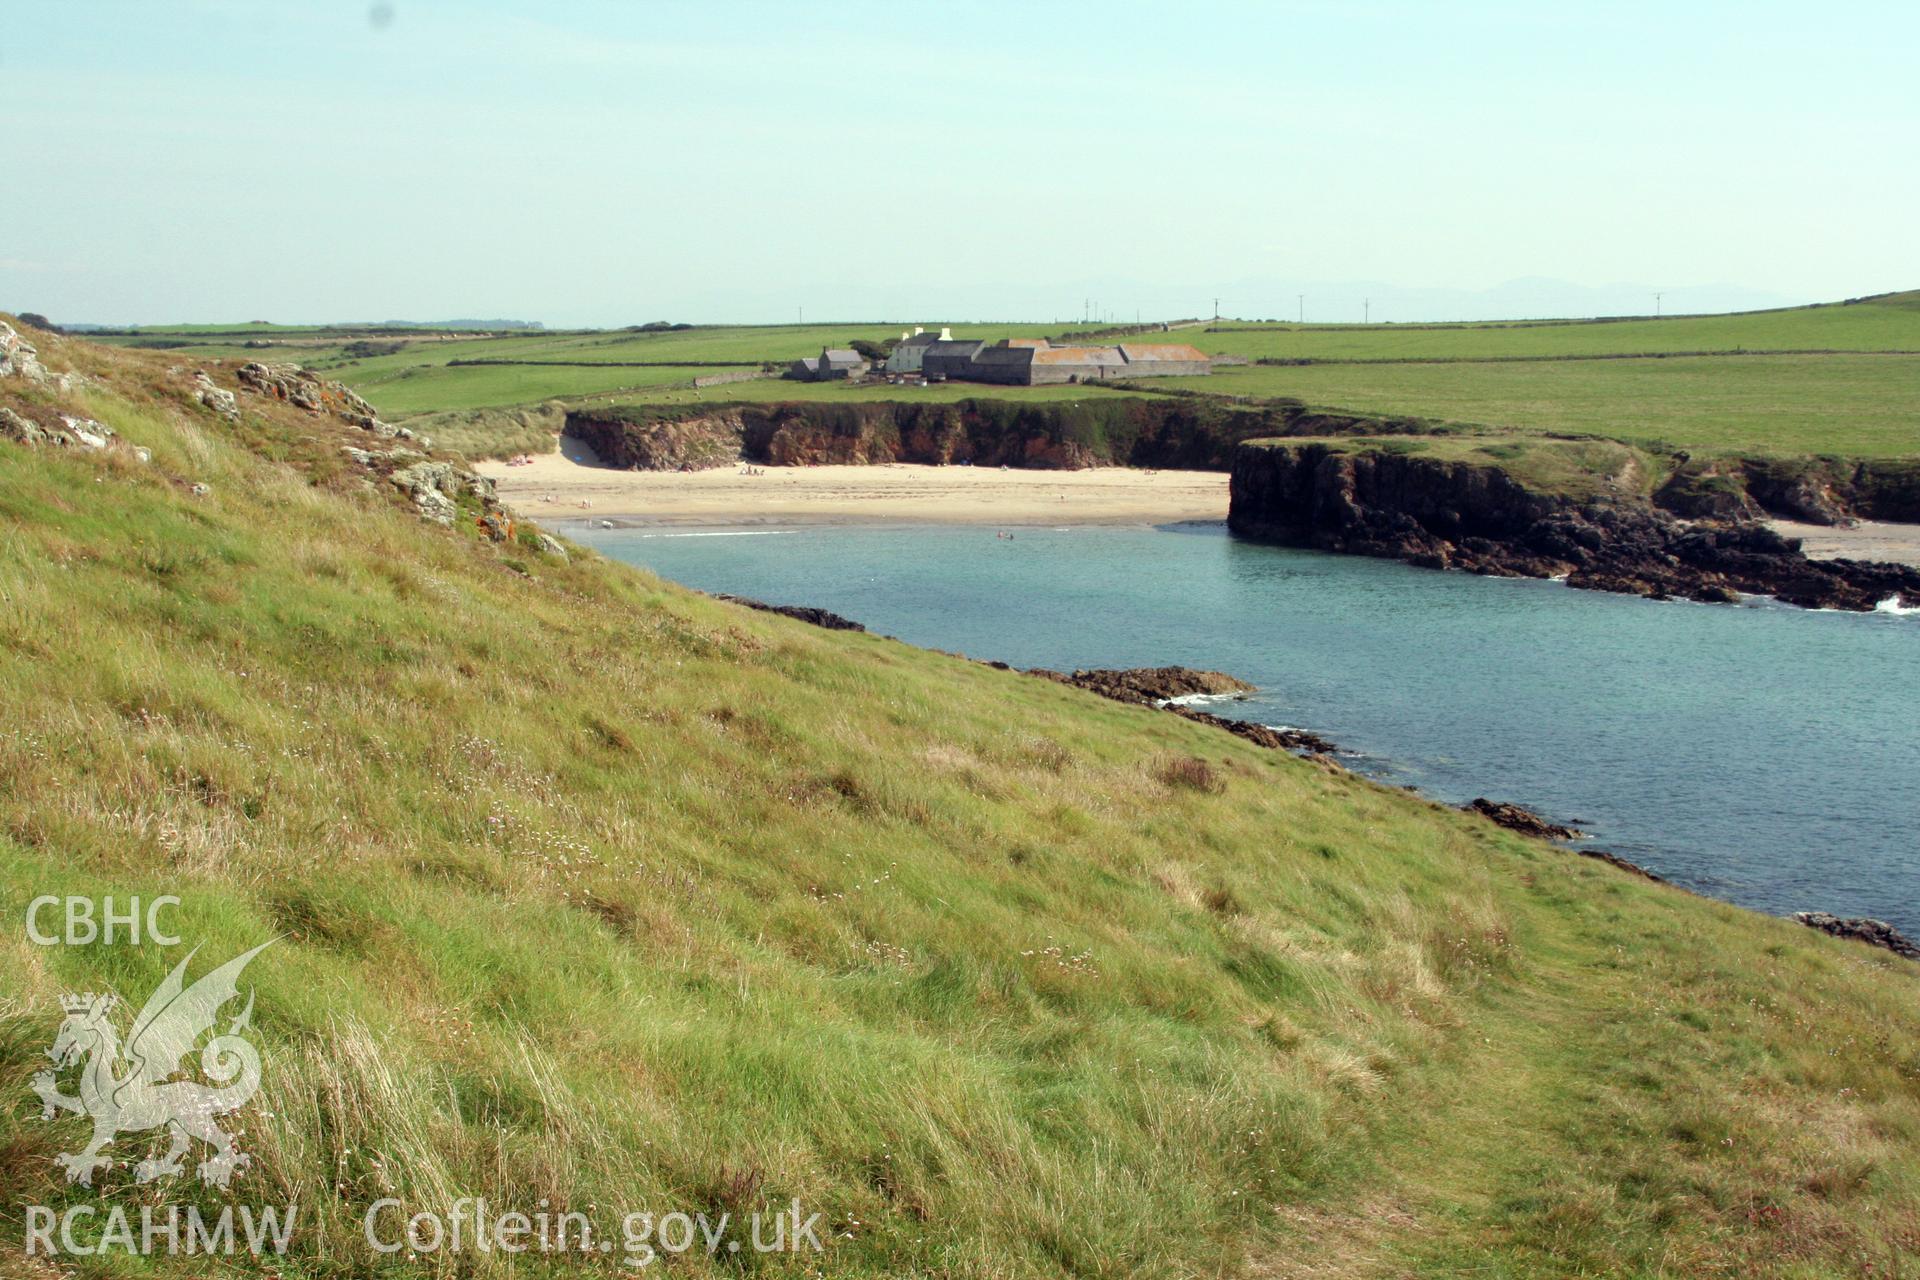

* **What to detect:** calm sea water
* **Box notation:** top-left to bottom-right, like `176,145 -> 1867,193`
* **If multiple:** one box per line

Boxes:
582,521 -> 1920,935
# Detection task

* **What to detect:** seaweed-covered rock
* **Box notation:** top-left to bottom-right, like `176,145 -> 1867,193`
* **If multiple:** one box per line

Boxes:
1793,912 -> 1920,960
1465,798 -> 1582,841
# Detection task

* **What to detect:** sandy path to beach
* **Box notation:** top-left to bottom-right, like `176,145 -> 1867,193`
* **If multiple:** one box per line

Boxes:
476,439 -> 1229,527
1768,519 -> 1920,570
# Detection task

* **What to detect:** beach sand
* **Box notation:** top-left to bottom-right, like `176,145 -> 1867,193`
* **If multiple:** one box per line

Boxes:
476,438 -> 1229,528
1768,519 -> 1920,570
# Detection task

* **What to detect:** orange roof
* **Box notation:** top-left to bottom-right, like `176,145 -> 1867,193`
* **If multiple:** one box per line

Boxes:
1032,346 -> 1123,365
1001,337 -> 1052,348
1118,343 -> 1210,362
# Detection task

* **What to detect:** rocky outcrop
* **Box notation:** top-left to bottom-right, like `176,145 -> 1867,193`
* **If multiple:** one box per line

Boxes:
192,370 -> 240,420
1228,441 -> 1920,611
0,406 -> 49,445
1024,666 -> 1254,705
1023,666 -> 1337,755
2,320 -> 88,392
1793,912 -> 1920,961
714,595 -> 865,631
1465,798 -> 1582,841
389,460 -> 496,525
1,321 -> 46,383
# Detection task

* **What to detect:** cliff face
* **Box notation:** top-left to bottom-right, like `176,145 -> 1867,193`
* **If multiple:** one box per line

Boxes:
564,398 -> 1430,473
1655,457 -> 1920,526
1228,441 -> 1920,611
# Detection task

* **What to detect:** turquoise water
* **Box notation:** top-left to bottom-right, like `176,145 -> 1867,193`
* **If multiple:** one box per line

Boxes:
583,521 -> 1920,935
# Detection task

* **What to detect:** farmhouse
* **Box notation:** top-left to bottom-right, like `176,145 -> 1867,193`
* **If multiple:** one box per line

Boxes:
883,327 -> 952,374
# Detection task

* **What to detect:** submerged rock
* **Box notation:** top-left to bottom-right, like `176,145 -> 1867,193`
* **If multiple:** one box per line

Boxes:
1793,912 -> 1920,961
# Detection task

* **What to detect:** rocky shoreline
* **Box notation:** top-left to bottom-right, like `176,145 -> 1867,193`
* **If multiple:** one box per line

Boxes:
721,601 -> 1917,963
1228,441 -> 1920,612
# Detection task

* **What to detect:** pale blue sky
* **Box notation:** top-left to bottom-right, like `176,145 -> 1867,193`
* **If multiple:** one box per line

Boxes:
4,1 -> 1915,325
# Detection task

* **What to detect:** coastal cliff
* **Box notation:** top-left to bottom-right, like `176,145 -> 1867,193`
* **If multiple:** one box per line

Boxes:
565,397 -> 1428,473
1228,438 -> 1920,611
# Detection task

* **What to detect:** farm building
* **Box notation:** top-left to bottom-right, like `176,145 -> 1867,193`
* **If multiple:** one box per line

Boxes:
883,327 -> 952,374
940,337 -> 1210,385
920,339 -> 987,380
785,347 -> 870,381
785,334 -> 1208,386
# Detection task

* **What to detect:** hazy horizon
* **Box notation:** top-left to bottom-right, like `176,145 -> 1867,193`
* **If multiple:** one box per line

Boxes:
6,1 -> 1916,327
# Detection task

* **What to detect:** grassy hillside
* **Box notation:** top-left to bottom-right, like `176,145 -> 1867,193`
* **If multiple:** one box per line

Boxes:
3,323 -> 1917,1276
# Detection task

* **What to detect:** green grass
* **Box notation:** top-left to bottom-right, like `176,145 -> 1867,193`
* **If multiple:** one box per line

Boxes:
90,297 -> 1920,465
2,322 -> 1917,1277
1167,353 -> 1920,458
1191,291 -> 1920,361
1248,434 -> 1659,501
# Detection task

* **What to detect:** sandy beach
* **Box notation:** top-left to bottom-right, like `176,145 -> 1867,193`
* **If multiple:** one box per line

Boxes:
1768,519 -> 1920,570
475,439 -> 1229,527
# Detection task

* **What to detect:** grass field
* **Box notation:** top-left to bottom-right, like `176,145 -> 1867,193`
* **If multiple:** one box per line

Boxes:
86,295 -> 1920,463
1191,291 -> 1920,361
1164,353 -> 1920,458
3,322 -> 1917,1276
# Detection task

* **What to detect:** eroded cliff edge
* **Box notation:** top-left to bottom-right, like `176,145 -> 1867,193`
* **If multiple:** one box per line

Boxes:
1227,437 -> 1920,611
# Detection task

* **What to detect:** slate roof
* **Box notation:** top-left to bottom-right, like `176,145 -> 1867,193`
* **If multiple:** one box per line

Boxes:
897,331 -> 942,348
821,349 -> 865,367
922,340 -> 985,358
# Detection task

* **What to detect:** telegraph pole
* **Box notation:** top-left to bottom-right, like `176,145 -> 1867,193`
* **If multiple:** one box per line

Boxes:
1655,292 -> 1663,317
1364,298 -> 1370,324
1213,297 -> 1220,321
1297,295 -> 1304,324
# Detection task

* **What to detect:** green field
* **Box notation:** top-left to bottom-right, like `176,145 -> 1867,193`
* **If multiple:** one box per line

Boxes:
88,296 -> 1920,462
1164,353 -> 1920,458
4,325 -> 1918,1276
1189,291 -> 1920,361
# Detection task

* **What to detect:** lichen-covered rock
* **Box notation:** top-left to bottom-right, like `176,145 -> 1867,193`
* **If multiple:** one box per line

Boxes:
236,362 -> 391,433
59,416 -> 115,449
1,406 -> 48,445
1,321 -> 47,383
192,371 -> 240,420
534,532 -> 569,562
389,461 -> 462,524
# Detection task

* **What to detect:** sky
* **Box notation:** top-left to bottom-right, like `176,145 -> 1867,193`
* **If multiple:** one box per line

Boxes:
3,0 -> 1916,327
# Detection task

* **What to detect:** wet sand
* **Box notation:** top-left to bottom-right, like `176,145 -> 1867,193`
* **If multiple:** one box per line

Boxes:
475,439 -> 1229,527
1768,519 -> 1920,570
